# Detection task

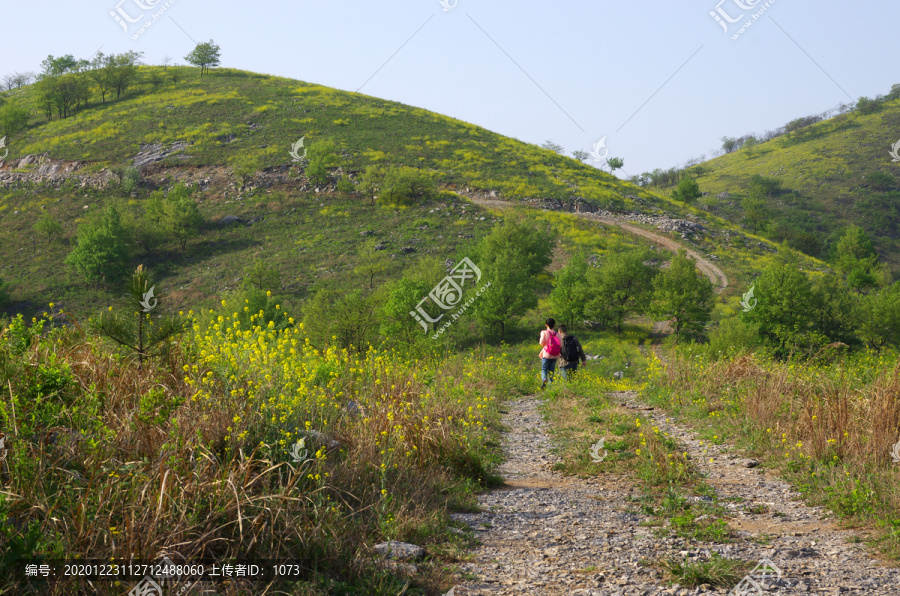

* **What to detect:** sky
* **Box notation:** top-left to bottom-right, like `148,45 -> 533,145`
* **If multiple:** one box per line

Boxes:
2,0 -> 898,178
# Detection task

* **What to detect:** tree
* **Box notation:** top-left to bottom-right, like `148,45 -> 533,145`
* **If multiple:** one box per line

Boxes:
472,220 -> 554,340
303,286 -> 381,352
242,259 -> 280,292
358,165 -> 385,205
354,239 -> 389,290
381,277 -> 431,344
606,156 -> 625,174
742,136 -> 759,157
124,194 -> 167,256
40,54 -> 78,77
721,136 -> 740,153
742,257 -> 819,358
856,96 -> 881,115
585,245 -> 657,333
541,140 -> 565,154
0,102 -> 29,140
93,265 -> 188,368
65,205 -> 132,284
856,283 -> 900,350
833,225 -> 880,294
572,149 -> 590,163
185,40 -> 222,77
33,213 -> 63,244
671,175 -> 701,204
109,51 -> 143,99
162,184 -> 203,250
650,249 -> 714,339
741,180 -> 771,233
549,254 -> 589,329
304,140 -> 339,186
378,167 -> 435,207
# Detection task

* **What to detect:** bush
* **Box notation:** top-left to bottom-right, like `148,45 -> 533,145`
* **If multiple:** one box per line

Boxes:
705,316 -> 761,359
65,204 -> 131,284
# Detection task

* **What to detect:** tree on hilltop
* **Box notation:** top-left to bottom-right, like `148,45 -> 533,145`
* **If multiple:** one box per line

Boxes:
185,40 -> 221,77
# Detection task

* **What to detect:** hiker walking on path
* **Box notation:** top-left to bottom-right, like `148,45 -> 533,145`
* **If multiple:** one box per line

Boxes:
539,318 -> 561,390
558,325 -> 586,379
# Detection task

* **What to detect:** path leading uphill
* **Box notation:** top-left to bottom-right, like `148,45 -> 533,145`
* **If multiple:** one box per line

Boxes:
465,197 -> 728,293
447,395 -> 900,595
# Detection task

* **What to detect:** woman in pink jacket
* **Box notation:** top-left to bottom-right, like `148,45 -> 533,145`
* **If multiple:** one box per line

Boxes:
538,317 -> 561,390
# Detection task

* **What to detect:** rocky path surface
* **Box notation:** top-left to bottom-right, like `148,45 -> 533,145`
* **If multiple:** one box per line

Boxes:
448,394 -> 900,595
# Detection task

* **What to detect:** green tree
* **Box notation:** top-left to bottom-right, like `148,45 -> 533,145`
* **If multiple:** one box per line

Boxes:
65,205 -> 131,284
541,140 -> 565,154
92,265 -> 188,368
571,149 -> 589,163
585,245 -> 657,333
184,40 -> 221,77
810,274 -> 860,347
549,254 -> 589,329
242,259 -> 281,292
606,156 -> 625,175
303,286 -> 381,352
305,140 -> 339,186
472,220 -> 553,340
671,175 -> 701,204
358,165 -> 385,205
650,249 -> 714,339
162,184 -> 202,250
125,194 -> 167,256
378,167 -> 435,207
0,102 -> 29,140
741,180 -> 771,233
742,257 -> 820,358
354,239 -> 390,290
856,283 -> 900,350
381,277 -> 431,344
833,225 -> 880,293
33,213 -> 63,244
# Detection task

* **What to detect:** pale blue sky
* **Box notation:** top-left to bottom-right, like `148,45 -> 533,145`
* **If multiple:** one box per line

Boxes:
2,0 -> 897,177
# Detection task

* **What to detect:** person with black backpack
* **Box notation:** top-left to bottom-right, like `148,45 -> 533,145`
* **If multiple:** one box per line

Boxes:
539,317 -> 561,390
558,325 -> 586,379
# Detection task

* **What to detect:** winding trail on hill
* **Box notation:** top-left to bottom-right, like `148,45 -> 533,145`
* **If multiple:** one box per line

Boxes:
447,394 -> 900,595
464,197 -> 728,293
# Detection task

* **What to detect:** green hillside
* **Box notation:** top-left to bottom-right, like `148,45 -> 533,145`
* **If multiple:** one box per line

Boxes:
0,64 -> 788,320
674,96 -> 900,268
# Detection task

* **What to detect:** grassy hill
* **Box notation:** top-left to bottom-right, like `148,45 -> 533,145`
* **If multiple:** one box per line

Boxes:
0,64 -> 797,321
675,97 -> 900,269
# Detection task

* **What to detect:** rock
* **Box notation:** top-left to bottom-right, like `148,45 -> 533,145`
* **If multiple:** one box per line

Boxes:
298,430 -> 342,451
373,243 -> 387,251
374,541 -> 424,561
741,458 -> 760,468
400,246 -> 416,254
613,371 -> 624,379
219,215 -> 242,226
359,230 -> 375,236
132,141 -> 190,168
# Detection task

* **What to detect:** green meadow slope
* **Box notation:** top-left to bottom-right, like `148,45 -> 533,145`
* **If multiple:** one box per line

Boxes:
0,65 -> 818,319
680,97 -> 900,269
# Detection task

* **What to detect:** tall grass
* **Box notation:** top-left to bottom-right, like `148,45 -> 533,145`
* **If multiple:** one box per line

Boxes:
0,306 -> 522,594
650,348 -> 900,559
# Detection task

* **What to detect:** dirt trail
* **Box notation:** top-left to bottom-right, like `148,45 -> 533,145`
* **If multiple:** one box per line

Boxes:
448,394 -> 900,595
464,197 -> 728,293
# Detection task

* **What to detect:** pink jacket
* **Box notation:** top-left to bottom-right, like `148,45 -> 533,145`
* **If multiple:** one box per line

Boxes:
539,329 -> 559,359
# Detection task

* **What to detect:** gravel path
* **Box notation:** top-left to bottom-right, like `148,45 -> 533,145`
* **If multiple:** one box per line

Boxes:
448,393 -> 900,595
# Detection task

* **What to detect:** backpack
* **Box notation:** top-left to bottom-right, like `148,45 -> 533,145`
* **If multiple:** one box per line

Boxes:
545,331 -> 561,357
561,335 -> 579,361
